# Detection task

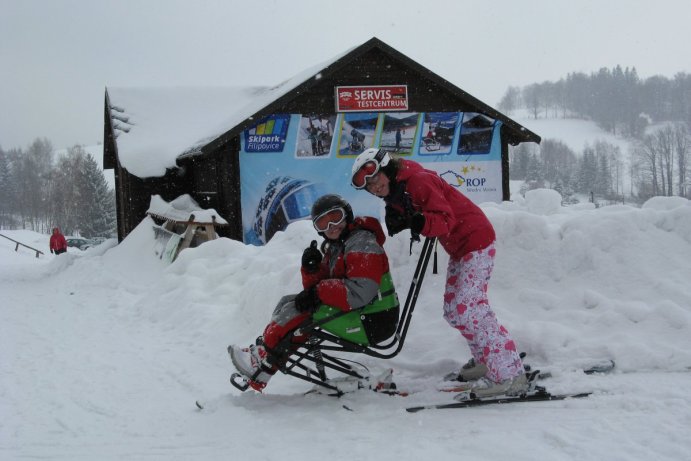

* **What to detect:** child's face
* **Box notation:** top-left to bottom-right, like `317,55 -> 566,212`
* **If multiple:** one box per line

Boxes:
324,220 -> 347,240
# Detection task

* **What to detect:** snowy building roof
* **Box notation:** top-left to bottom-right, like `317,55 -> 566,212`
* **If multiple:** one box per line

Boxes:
106,49 -> 351,178
104,37 -> 540,179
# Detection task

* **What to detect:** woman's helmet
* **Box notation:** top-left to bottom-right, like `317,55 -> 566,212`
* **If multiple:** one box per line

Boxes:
350,148 -> 391,189
310,194 -> 354,235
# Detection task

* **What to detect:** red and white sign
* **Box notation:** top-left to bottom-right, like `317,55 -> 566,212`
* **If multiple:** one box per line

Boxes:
335,85 -> 409,112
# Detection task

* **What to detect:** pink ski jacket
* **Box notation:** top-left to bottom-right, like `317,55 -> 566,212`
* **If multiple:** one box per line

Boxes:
385,159 -> 495,259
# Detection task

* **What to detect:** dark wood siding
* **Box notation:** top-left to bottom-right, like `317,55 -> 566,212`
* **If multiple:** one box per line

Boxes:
183,136 -> 242,240
114,166 -> 188,241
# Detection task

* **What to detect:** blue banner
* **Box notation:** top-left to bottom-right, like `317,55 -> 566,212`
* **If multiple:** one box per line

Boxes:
239,112 -> 503,245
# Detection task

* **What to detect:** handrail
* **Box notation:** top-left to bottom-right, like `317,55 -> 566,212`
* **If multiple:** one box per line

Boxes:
0,233 -> 45,258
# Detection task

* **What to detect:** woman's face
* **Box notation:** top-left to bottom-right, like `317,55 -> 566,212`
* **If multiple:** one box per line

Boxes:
365,171 -> 390,197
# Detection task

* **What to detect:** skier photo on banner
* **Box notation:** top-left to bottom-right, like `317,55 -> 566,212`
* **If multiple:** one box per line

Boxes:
379,112 -> 419,155
297,114 -> 335,157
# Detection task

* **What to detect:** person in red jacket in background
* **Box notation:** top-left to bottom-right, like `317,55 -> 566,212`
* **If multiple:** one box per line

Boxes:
229,194 -> 399,392
49,228 -> 67,255
351,148 -> 527,398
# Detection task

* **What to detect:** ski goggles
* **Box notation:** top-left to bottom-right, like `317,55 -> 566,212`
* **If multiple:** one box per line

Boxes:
312,207 -> 347,232
351,160 -> 381,189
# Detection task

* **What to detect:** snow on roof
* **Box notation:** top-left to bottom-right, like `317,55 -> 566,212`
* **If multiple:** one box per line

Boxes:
146,194 -> 228,224
107,86 -> 262,178
107,48 -> 351,178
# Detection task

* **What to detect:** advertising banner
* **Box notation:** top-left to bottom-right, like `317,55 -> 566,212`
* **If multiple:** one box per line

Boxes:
239,112 -> 503,245
335,85 -> 409,112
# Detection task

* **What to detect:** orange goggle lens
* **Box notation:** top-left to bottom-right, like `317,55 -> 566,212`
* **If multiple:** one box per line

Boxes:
351,161 -> 380,189
313,208 -> 346,232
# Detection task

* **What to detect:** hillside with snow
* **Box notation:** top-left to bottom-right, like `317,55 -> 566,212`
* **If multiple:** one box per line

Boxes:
516,114 -> 632,155
2,190 -> 691,460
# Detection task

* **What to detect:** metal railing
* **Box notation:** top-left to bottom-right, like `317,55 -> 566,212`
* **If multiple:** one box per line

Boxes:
0,233 -> 45,258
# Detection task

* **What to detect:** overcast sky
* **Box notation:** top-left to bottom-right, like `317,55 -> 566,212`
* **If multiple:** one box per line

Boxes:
1,0 -> 690,151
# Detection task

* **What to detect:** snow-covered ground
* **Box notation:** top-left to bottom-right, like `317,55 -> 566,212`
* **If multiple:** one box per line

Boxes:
2,190 -> 691,460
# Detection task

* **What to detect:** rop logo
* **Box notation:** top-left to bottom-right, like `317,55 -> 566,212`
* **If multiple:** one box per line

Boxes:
440,170 -> 487,188
440,170 -> 466,188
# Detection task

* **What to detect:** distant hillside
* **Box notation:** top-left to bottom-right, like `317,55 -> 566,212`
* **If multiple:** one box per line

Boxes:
509,110 -> 638,202
515,113 -> 632,155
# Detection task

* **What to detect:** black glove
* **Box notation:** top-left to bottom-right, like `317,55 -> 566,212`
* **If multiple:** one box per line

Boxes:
294,286 -> 320,313
385,206 -> 426,237
410,212 -> 425,235
385,206 -> 409,236
301,240 -> 322,274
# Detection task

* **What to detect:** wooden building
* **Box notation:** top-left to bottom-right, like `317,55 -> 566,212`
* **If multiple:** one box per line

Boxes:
103,37 -> 540,243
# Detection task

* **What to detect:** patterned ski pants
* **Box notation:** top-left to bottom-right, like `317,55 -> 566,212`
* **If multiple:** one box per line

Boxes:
442,243 -> 523,383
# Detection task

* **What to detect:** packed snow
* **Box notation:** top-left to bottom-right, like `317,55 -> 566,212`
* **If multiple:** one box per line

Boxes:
2,190 -> 691,460
147,195 -> 228,224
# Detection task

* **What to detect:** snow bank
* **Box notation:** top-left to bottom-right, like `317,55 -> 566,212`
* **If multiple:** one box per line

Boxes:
3,190 -> 691,460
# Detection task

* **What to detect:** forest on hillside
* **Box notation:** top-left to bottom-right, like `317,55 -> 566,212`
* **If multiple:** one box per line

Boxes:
502,67 -> 691,204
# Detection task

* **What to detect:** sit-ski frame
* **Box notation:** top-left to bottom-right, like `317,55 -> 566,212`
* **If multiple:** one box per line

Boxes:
231,237 -> 436,395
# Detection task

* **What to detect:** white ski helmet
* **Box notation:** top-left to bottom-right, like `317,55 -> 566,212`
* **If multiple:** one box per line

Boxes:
350,148 -> 391,189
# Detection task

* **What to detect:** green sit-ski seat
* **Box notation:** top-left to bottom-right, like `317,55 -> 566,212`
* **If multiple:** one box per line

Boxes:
312,272 -> 399,346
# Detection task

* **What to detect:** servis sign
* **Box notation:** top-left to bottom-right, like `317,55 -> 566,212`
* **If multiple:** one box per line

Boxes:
335,85 -> 409,112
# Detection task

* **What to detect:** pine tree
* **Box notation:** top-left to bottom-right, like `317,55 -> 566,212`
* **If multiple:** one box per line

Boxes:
50,151 -> 82,235
577,147 -> 598,195
539,139 -> 578,188
77,153 -> 116,238
509,143 -> 534,180
0,148 -> 13,228
524,152 -> 544,189
50,146 -> 116,237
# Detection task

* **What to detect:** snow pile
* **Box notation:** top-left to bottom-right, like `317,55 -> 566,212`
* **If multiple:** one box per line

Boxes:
147,194 -> 228,224
2,190 -> 691,460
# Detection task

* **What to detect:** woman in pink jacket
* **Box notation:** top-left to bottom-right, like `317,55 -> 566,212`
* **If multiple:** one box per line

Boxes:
351,148 -> 526,397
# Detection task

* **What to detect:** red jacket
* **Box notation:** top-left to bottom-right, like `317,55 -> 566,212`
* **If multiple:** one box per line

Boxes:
49,229 -> 67,252
301,217 -> 389,312
386,159 -> 495,259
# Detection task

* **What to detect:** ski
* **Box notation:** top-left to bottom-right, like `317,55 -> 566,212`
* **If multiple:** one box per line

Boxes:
444,355 -> 615,383
583,359 -> 616,374
538,359 -> 615,380
405,390 -> 592,413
